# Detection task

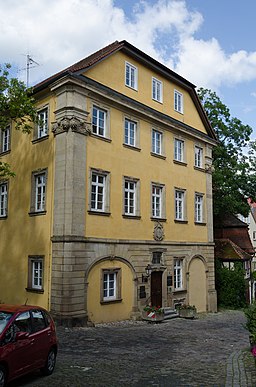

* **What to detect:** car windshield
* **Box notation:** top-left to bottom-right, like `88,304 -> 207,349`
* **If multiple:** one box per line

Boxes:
0,312 -> 13,334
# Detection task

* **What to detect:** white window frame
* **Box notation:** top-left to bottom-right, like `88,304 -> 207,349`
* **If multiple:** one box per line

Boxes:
152,184 -> 163,218
174,138 -> 184,162
91,172 -> 106,212
124,179 -> 136,216
195,193 -> 204,223
125,62 -> 138,90
124,118 -> 136,147
1,126 -> 10,152
0,182 -> 8,217
152,129 -> 162,155
174,90 -> 183,113
175,189 -> 185,221
152,77 -> 163,103
35,173 -> 46,212
37,108 -> 48,138
174,259 -> 183,290
103,271 -> 117,301
195,145 -> 203,168
32,260 -> 43,290
92,106 -> 107,137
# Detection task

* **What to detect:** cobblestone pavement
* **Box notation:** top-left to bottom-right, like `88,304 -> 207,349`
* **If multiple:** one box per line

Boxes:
9,310 -> 256,387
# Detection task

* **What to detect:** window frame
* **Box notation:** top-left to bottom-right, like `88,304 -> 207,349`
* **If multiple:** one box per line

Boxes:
89,168 -> 110,215
36,107 -> 49,139
195,193 -> 204,223
124,118 -> 137,147
101,268 -> 121,303
174,89 -> 183,114
152,77 -> 163,103
151,183 -> 165,220
92,105 -> 107,138
27,256 -> 44,293
0,181 -> 8,218
30,169 -> 47,215
152,129 -> 163,155
125,61 -> 138,90
174,258 -> 183,290
194,145 -> 203,168
174,138 -> 185,163
175,189 -> 186,222
1,126 -> 10,153
123,177 -> 140,218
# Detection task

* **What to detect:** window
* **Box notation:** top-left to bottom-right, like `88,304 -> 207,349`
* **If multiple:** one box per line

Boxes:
1,126 -> 10,152
152,78 -> 162,102
0,182 -> 8,217
152,129 -> 162,155
195,146 -> 203,168
175,189 -> 185,221
195,194 -> 203,223
30,169 -> 47,214
31,310 -> 47,332
90,169 -> 110,213
125,62 -> 138,90
253,231 -> 256,241
92,106 -> 107,137
124,118 -> 136,147
37,108 -> 48,138
174,259 -> 183,290
174,90 -> 183,113
14,312 -> 31,333
152,184 -> 164,218
174,138 -> 184,162
152,251 -> 162,264
102,268 -> 121,302
124,180 -> 136,216
27,256 -> 44,291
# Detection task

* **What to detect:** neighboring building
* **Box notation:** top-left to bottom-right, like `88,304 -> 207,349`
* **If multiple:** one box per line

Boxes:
0,40 -> 217,325
214,214 -> 254,303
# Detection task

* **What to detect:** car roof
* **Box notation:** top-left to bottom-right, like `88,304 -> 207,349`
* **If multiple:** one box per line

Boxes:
0,304 -> 43,313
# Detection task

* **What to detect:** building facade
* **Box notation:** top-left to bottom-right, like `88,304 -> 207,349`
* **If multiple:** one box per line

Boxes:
0,41 -> 217,325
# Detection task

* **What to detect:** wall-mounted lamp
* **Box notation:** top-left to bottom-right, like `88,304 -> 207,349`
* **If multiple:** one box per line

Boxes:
141,264 -> 152,283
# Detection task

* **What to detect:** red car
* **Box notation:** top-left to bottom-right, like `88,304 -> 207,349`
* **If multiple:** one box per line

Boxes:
0,304 -> 57,386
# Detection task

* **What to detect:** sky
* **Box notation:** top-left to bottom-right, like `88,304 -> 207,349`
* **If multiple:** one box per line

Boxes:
1,0 -> 256,137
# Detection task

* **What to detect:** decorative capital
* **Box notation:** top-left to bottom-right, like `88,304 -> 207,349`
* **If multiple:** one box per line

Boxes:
52,116 -> 91,136
205,163 -> 215,174
153,222 -> 165,241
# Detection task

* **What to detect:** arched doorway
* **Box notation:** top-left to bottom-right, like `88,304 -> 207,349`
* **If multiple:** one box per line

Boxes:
188,257 -> 207,312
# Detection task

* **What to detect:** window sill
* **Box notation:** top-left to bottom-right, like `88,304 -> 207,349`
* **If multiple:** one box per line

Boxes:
100,298 -> 122,305
194,222 -> 206,226
123,214 -> 141,220
194,166 -> 205,172
90,133 -> 111,143
123,144 -> 141,152
174,219 -> 188,224
174,109 -> 184,115
150,152 -> 166,160
0,216 -> 7,220
88,210 -> 111,216
173,160 -> 187,166
26,287 -> 44,294
32,135 -> 49,144
173,289 -> 186,294
125,84 -> 138,92
151,217 -> 166,222
0,150 -> 11,156
152,98 -> 163,104
29,211 -> 47,217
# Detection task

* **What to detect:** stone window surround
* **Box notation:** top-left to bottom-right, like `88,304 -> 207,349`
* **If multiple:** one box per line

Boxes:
0,180 -> 8,218
90,100 -> 111,140
34,105 -> 49,141
100,267 -> 122,304
0,125 -> 11,154
29,168 -> 48,216
151,181 -> 166,221
174,187 -> 187,223
26,255 -> 44,293
123,176 -> 141,218
88,168 -> 111,215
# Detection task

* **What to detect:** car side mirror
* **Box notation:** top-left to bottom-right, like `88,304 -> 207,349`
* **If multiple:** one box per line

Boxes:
16,331 -> 29,340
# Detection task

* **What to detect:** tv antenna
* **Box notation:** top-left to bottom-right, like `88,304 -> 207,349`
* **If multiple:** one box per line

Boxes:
26,54 -> 39,87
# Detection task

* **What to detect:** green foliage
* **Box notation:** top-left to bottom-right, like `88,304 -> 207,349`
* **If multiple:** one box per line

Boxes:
215,259 -> 246,308
198,88 -> 256,217
244,303 -> 256,338
0,64 -> 37,177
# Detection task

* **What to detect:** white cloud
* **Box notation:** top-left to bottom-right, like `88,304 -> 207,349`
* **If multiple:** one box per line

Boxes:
1,0 -> 256,92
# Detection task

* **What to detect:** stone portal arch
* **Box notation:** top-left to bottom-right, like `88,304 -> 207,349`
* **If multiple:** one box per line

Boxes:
188,256 -> 207,312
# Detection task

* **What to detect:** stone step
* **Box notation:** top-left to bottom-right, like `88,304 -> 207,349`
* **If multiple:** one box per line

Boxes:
162,307 -> 179,320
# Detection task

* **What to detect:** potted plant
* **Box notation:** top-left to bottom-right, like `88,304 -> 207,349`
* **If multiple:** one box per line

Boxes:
142,305 -> 164,322
177,304 -> 197,319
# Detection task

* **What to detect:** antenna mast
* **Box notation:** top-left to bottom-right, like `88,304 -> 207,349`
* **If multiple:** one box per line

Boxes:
26,55 -> 39,87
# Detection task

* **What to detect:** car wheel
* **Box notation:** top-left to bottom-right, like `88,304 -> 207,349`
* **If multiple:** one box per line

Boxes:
41,348 -> 56,376
0,365 -> 7,387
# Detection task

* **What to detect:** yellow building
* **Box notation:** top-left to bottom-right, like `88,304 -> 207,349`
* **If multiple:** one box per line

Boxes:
0,41 -> 217,325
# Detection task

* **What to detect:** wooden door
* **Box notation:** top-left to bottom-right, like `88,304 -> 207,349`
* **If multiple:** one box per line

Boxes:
151,271 -> 162,307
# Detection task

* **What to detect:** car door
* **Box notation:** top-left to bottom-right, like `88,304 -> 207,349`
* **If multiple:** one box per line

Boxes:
3,311 -> 34,378
30,309 -> 51,368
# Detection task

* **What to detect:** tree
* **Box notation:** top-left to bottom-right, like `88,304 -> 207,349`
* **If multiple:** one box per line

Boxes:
0,64 -> 37,176
198,88 -> 256,217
